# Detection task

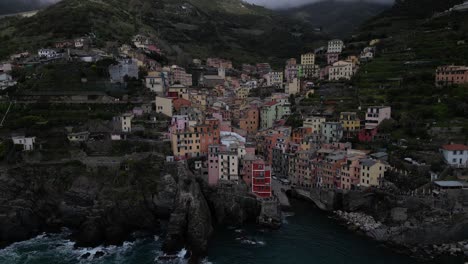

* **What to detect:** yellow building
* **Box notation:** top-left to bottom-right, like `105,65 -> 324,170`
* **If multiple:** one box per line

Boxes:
171,128 -> 201,159
301,52 -> 315,65
360,159 -> 387,187
155,96 -> 173,117
236,87 -> 249,99
189,92 -> 207,110
340,112 -> 361,132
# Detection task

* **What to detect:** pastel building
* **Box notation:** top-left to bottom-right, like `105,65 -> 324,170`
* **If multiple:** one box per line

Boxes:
329,60 -> 354,81
435,65 -> 468,87
360,159 -> 387,188
340,112 -> 361,138
265,71 -> 284,87
239,107 -> 259,135
365,106 -> 391,129
155,96 -> 174,117
145,71 -> 165,94
303,116 -> 326,133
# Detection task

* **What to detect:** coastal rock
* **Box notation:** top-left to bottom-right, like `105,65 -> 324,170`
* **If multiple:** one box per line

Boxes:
162,165 -> 213,260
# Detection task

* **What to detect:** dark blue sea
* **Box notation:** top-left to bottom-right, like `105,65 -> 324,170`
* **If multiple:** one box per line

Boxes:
0,200 -> 462,264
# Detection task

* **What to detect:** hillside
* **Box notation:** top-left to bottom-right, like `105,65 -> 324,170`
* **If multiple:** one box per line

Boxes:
0,0 -> 326,66
351,0 -> 468,140
0,0 -> 58,16
281,0 -> 389,38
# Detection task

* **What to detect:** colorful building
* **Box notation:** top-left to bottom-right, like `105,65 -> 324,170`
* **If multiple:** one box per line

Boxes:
251,159 -> 272,198
360,159 -> 387,188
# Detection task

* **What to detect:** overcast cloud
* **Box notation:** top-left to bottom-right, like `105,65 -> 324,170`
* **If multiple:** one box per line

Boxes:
244,0 -> 394,9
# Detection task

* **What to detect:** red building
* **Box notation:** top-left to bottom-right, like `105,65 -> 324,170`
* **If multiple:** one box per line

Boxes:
251,159 -> 272,198
358,127 -> 378,142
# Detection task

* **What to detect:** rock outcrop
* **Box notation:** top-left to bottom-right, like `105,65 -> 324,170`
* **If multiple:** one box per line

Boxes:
162,164 -> 213,261
0,157 -> 176,248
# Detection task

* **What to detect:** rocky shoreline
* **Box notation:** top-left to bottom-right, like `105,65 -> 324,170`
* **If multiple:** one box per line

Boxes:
334,210 -> 467,261
291,187 -> 468,262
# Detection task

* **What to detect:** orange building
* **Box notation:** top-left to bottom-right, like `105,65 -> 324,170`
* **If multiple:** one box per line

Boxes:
292,127 -> 313,144
239,107 -> 259,135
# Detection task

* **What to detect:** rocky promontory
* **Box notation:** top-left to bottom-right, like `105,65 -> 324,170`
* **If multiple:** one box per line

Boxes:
0,158 -> 266,262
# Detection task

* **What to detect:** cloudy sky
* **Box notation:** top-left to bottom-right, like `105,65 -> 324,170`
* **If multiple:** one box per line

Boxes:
244,0 -> 394,9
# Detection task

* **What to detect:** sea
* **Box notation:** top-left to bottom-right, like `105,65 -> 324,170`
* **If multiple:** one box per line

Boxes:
0,200 -> 463,264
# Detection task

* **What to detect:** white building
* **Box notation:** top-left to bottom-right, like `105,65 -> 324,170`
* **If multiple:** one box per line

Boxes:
327,39 -> 344,53
329,60 -> 354,81
74,38 -> 85,48
114,113 -> 134,133
360,47 -> 375,61
12,136 -> 36,151
303,116 -> 326,133
218,151 -> 239,182
109,59 -> 139,83
440,144 -> 468,168
145,71 -> 165,94
365,106 -> 391,128
38,49 -> 58,59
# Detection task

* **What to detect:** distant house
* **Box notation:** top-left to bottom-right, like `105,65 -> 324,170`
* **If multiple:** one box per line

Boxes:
360,159 -> 387,187
38,49 -> 58,59
55,40 -> 73,49
155,96 -> 174,117
329,60 -> 354,81
327,39 -> 344,53
109,59 -> 139,83
440,144 -> 468,168
435,65 -> 468,87
145,71 -> 165,94
67,131 -> 90,142
12,135 -> 36,151
365,106 -> 391,129
113,113 -> 134,133
321,122 -> 343,143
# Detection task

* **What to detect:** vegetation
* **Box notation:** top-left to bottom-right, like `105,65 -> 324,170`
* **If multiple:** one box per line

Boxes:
0,0 -> 327,67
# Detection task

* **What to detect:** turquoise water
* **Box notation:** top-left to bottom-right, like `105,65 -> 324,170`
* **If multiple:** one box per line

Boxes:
0,200 -> 461,264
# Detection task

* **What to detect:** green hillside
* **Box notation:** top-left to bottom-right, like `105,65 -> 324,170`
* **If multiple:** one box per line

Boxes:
281,0 -> 389,38
0,0 -> 326,66
351,0 -> 468,141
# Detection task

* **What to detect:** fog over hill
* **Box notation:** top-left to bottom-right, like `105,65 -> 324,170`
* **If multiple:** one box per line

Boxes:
0,0 -> 61,15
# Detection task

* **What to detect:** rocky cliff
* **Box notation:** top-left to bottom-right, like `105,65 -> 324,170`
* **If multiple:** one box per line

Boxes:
0,157 -> 176,248
0,158 -> 264,262
313,188 -> 468,259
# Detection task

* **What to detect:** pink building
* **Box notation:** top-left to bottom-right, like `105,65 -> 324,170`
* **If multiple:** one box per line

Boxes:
435,65 -> 468,87
340,156 -> 363,190
208,144 -> 225,185
207,58 -> 233,69
365,106 -> 391,128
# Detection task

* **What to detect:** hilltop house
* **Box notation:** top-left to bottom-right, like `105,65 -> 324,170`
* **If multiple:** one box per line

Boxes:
109,59 -> 139,83
329,60 -> 354,81
38,49 -> 58,59
12,135 -> 36,151
435,65 -> 468,87
145,71 -> 165,94
327,39 -> 344,53
440,144 -> 468,168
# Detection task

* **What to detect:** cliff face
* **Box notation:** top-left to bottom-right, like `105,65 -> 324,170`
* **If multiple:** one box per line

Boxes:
162,165 -> 213,259
0,158 -> 176,248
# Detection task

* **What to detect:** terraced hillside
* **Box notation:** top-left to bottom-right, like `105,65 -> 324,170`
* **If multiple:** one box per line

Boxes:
351,0 -> 468,141
0,0 -> 326,66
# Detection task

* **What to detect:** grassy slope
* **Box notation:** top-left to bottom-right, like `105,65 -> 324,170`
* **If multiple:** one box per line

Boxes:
0,0 -> 326,67
281,1 -> 389,37
351,0 -> 468,141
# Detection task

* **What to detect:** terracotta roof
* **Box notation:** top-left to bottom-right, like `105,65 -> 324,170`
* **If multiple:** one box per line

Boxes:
441,144 -> 468,151
263,101 -> 278,107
